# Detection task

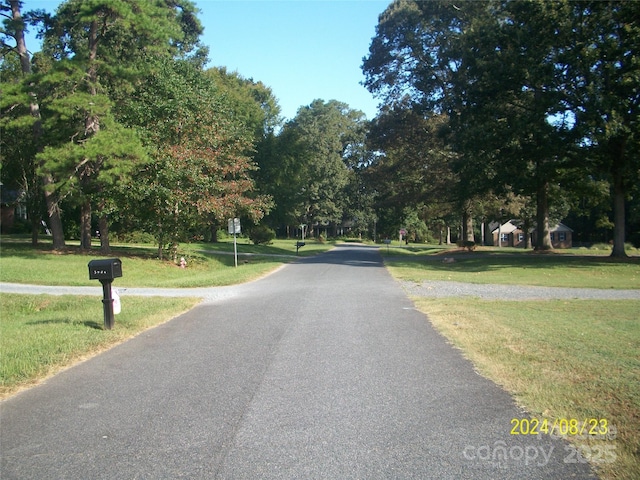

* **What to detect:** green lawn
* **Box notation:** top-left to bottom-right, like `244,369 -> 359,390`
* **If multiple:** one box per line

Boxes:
0,237 -> 335,287
0,294 -> 199,398
384,248 -> 640,289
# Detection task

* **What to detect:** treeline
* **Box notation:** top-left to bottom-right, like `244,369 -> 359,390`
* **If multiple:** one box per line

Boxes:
1,0 -> 276,259
362,0 -> 639,257
2,0 -> 639,260
1,0 -> 374,258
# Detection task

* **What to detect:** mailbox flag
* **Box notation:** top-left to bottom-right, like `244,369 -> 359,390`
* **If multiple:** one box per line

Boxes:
112,288 -> 121,315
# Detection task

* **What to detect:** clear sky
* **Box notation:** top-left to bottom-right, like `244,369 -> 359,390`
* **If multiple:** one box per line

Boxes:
21,0 -> 390,121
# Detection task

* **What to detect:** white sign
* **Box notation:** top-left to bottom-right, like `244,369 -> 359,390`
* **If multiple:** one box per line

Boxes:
228,218 -> 241,234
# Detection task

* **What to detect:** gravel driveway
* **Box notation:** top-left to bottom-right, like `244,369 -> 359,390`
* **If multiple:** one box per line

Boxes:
2,278 -> 639,302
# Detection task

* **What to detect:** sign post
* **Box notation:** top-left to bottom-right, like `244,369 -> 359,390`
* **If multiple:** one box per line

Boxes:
228,218 -> 241,267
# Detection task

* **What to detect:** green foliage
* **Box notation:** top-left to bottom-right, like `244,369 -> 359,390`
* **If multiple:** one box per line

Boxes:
259,99 -> 369,233
362,0 -> 639,256
367,107 -> 457,213
248,224 -> 275,245
113,231 -> 156,245
118,57 -> 272,257
0,293 -> 198,397
206,67 -> 282,139
1,0 -> 210,251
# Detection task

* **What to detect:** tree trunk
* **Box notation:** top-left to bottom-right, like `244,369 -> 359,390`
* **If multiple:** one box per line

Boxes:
535,180 -> 553,251
78,19 -> 100,252
10,0 -> 65,249
44,180 -> 65,249
99,214 -> 110,254
80,200 -> 92,250
610,140 -> 628,258
31,218 -> 39,245
523,218 -> 533,249
462,207 -> 474,242
157,221 -> 164,260
210,224 -> 219,242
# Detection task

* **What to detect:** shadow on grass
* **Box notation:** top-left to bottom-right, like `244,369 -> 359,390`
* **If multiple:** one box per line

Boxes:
82,320 -> 103,330
385,251 -> 640,274
25,318 -> 103,329
0,236 -> 313,260
0,240 -> 159,260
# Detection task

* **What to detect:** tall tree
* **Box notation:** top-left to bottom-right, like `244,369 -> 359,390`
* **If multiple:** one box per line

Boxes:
36,0 -> 202,251
362,0 -> 492,245
567,1 -> 640,257
207,68 -> 284,239
1,0 -> 65,247
366,104 -> 458,228
363,0 -> 590,251
264,100 -> 364,237
120,58 -> 272,258
451,0 -> 581,251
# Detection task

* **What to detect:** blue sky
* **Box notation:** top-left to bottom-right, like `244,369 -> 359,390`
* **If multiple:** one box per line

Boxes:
21,0 -> 390,121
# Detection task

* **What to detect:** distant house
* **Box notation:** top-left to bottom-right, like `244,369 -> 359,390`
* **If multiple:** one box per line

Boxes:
489,220 -> 528,247
487,220 -> 573,249
0,184 -> 24,234
545,223 -> 573,249
528,222 -> 574,249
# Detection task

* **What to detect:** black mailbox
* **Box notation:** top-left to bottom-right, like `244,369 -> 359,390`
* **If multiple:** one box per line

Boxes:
88,258 -> 122,330
88,258 -> 122,281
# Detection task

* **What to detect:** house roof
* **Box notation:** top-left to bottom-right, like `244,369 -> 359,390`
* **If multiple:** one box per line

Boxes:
490,220 -> 573,234
551,223 -> 573,232
491,220 -> 521,234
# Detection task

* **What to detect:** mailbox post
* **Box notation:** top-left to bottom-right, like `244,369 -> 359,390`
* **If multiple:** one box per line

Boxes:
88,258 -> 122,330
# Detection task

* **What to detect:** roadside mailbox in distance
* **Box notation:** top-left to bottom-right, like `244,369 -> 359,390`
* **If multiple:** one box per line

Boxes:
88,258 -> 122,330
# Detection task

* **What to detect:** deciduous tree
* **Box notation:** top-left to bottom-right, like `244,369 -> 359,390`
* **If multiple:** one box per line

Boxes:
120,58 -> 272,258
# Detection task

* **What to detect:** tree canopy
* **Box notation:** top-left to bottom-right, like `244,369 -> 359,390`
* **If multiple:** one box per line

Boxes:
1,0 -> 638,255
362,0 -> 640,255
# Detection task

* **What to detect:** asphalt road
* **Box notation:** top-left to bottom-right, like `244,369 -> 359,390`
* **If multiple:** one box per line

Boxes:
0,244 -> 596,479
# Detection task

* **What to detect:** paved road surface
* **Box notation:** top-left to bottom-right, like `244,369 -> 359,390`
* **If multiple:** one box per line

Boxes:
1,245 -> 596,479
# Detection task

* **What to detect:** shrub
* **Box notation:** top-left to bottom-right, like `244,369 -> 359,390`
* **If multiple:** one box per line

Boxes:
249,225 -> 275,245
115,231 -> 156,244
457,240 -> 476,251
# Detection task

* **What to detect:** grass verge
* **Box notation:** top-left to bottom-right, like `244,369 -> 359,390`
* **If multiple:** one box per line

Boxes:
384,252 -> 640,289
0,294 -> 199,399
410,297 -> 639,480
0,237 -> 335,287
